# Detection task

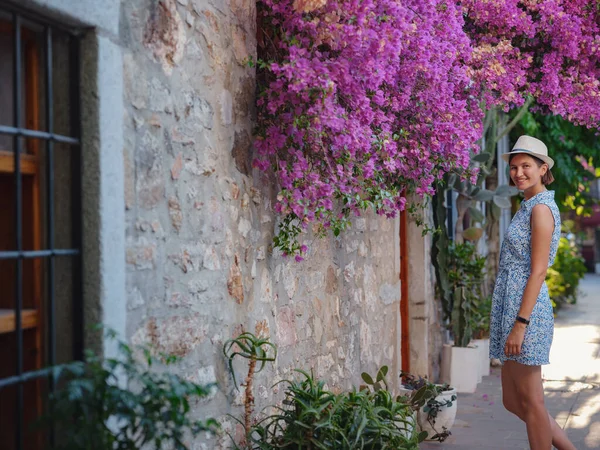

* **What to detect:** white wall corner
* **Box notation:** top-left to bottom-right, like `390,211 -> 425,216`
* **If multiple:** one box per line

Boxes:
406,200 -> 434,377
81,33 -> 126,359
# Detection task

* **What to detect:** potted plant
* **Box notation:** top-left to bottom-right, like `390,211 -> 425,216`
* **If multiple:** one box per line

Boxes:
440,242 -> 486,393
397,372 -> 457,442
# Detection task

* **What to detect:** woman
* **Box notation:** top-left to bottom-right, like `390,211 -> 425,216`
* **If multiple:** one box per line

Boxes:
489,135 -> 575,450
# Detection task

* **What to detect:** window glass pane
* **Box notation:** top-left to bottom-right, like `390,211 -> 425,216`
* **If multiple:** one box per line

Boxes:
52,142 -> 75,250
0,15 -> 15,152
52,30 -> 73,138
53,256 -> 74,365
0,16 -> 46,154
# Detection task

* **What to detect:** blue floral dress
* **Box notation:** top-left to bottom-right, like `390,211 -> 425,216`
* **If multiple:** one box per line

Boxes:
489,190 -> 561,366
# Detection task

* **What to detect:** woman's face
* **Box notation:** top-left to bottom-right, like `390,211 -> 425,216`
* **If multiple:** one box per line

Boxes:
509,154 -> 547,191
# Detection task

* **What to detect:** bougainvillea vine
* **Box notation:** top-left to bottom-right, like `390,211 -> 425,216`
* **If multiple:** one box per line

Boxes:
254,0 -> 600,259
254,0 -> 482,258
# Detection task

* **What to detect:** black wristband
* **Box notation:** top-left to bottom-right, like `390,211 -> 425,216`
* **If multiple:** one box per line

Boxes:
516,315 -> 530,326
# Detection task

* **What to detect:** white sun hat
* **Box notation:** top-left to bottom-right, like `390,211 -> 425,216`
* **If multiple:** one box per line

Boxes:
501,135 -> 554,169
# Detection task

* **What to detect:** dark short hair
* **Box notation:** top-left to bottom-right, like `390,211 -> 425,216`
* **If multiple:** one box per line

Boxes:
508,153 -> 555,186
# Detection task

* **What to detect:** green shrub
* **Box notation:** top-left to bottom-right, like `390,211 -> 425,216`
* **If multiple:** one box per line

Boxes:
547,235 -> 587,310
247,369 -> 422,449
39,329 -> 218,449
223,333 -> 424,450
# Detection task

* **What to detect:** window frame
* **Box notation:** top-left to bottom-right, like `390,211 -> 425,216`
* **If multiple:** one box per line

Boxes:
0,4 -> 83,450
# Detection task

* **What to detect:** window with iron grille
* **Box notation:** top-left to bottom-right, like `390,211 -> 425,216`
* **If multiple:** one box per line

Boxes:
0,5 -> 82,450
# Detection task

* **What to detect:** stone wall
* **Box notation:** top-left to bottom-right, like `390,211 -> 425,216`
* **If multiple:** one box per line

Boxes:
12,0 -> 441,444
120,0 -> 403,446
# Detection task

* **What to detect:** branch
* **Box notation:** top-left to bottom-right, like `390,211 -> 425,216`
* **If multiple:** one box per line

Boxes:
495,97 -> 534,144
482,107 -> 496,137
406,5 -> 424,21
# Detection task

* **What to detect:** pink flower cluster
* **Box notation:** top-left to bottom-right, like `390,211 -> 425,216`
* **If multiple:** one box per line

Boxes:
255,0 -> 600,256
255,0 -> 482,254
462,0 -> 600,123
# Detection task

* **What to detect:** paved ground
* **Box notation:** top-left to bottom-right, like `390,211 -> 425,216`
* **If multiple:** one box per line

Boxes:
420,274 -> 600,450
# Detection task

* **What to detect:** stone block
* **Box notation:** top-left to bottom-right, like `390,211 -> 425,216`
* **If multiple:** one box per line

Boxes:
276,306 -> 298,347
232,129 -> 252,175
126,238 -> 157,270
168,196 -> 183,232
220,89 -> 233,125
203,245 -> 222,271
379,282 -> 400,305
171,153 -> 183,180
132,314 -> 208,357
144,0 -> 186,75
227,254 -> 244,303
282,263 -> 298,299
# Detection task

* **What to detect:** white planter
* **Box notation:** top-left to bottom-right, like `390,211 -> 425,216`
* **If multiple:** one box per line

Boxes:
398,385 -> 457,441
474,341 -> 483,383
440,344 -> 480,393
473,338 -> 490,378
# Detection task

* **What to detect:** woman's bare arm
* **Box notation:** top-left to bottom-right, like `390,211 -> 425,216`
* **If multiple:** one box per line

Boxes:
518,204 -> 554,320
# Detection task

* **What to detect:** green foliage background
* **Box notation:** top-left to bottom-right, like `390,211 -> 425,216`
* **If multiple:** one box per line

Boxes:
546,234 -> 587,310
512,110 -> 600,215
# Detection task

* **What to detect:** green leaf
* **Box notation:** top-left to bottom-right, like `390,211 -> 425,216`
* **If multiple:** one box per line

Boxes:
493,195 -> 512,209
494,184 -> 518,197
473,189 -> 494,202
491,203 -> 501,220
472,153 -> 490,163
417,430 -> 429,442
376,366 -> 388,382
463,227 -> 484,241
468,207 -> 485,224
361,372 -> 375,385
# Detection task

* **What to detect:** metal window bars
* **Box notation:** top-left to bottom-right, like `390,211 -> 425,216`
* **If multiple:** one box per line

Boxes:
0,4 -> 82,450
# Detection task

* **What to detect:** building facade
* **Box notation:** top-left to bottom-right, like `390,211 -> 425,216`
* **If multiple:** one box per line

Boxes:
0,1 -> 440,448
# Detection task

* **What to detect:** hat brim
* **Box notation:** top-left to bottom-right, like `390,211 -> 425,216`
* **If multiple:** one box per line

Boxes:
501,150 -> 554,170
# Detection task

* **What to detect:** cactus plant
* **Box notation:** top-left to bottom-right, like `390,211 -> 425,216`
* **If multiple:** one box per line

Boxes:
448,242 -> 487,347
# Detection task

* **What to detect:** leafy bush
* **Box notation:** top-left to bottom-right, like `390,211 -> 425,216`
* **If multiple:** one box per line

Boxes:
39,329 -> 218,450
247,369 -> 422,449
546,235 -> 587,310
223,332 -> 423,449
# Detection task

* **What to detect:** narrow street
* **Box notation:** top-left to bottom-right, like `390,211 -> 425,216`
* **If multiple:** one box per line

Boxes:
421,274 -> 600,449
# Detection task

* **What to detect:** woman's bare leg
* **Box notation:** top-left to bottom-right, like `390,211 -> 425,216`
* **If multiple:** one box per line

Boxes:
501,361 -> 575,450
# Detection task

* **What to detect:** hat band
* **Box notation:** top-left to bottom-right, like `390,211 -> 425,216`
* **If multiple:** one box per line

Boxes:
511,148 -> 545,156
